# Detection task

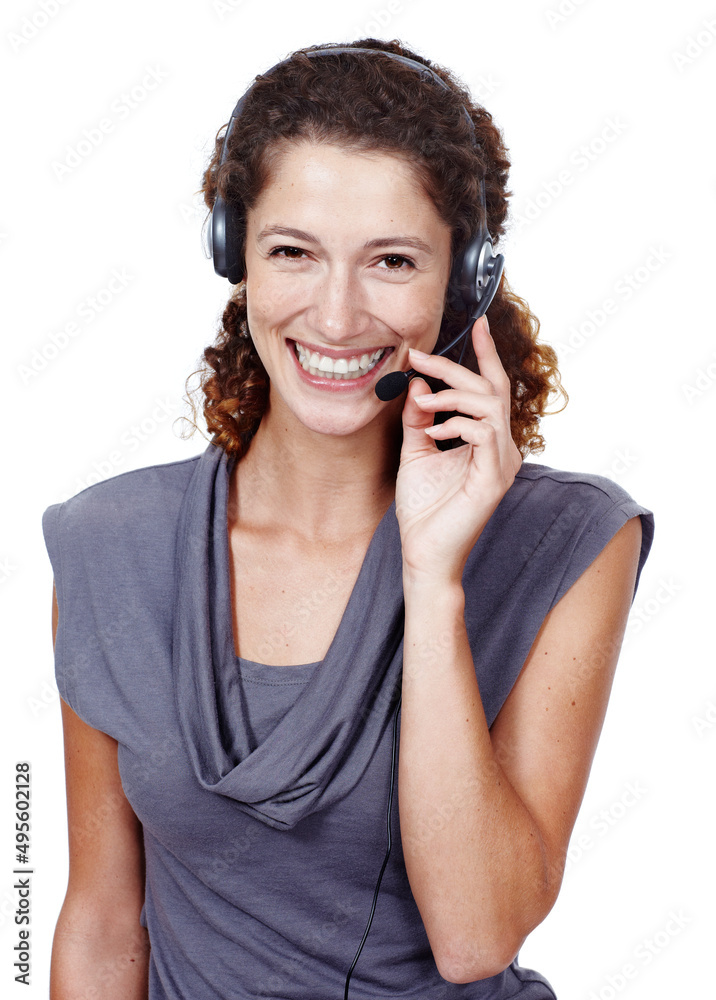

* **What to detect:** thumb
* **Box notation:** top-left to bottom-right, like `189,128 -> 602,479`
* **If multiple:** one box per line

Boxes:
401,376 -> 437,460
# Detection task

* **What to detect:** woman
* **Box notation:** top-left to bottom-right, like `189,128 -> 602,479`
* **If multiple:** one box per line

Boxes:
43,38 -> 654,999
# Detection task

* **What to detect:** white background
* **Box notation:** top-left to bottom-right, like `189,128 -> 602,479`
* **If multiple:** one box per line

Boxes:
1,0 -> 714,996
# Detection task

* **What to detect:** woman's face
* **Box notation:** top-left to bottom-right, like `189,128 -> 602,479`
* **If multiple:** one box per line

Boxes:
243,139 -> 453,439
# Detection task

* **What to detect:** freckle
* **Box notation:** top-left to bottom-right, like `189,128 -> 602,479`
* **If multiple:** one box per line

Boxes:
571,700 -> 576,706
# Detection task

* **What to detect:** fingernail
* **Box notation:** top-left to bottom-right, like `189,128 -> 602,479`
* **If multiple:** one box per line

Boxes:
408,348 -> 429,359
414,393 -> 432,403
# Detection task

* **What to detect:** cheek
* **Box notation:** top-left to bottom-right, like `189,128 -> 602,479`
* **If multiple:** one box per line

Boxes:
381,282 -> 447,339
247,272 -> 304,329
419,283 -> 450,325
246,284 -> 279,334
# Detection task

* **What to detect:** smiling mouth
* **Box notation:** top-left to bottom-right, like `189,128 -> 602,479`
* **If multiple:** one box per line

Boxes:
292,340 -> 391,380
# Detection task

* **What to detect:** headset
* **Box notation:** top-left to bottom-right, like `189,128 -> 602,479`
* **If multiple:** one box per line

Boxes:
208,46 -> 505,404
207,47 -> 504,997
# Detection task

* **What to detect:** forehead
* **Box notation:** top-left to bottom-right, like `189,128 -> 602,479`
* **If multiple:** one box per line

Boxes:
249,139 -> 444,230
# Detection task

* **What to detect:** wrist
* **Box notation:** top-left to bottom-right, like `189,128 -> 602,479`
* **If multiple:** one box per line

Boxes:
402,564 -> 466,603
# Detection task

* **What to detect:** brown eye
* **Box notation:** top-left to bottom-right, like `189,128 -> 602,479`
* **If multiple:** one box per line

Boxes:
270,246 -> 306,259
380,254 -> 415,270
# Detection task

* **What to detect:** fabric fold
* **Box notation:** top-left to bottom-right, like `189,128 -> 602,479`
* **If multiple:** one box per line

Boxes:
171,440 -> 405,830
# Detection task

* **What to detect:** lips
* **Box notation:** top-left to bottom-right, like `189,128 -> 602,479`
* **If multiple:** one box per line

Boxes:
287,339 -> 394,390
290,337 -> 393,360
293,341 -> 389,380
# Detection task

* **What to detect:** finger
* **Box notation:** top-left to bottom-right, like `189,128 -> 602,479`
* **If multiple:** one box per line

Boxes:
407,349 -> 497,395
425,411 -> 518,484
401,376 -> 439,460
471,316 -> 511,404
425,415 -> 505,488
414,387 -> 508,424
415,388 -> 512,469
407,323 -> 507,398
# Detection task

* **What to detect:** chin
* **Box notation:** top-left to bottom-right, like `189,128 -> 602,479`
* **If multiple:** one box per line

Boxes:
297,411 -> 376,438
265,365 -> 398,440
281,395 -> 387,439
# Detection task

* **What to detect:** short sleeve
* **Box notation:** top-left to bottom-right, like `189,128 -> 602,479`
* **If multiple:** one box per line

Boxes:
462,465 -> 655,727
546,483 -> 655,612
40,492 -> 136,737
40,457 -> 197,742
42,501 -> 77,713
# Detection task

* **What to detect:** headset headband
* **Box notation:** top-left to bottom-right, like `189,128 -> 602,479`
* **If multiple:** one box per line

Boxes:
216,46 -> 488,237
209,43 -> 503,328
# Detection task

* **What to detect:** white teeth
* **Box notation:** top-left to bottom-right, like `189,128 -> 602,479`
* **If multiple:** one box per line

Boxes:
293,342 -> 387,380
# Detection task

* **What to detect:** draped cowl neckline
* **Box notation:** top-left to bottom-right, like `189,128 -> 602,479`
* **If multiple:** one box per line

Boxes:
171,440 -> 405,831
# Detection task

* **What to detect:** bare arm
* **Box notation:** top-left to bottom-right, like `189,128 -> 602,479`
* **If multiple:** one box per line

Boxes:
50,581 -> 150,999
399,516 -> 643,982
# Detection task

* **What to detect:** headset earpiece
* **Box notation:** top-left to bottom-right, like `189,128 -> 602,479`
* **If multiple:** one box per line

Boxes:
447,233 -> 505,319
446,182 -> 504,319
208,194 -> 227,279
209,190 -> 245,285
209,109 -> 247,285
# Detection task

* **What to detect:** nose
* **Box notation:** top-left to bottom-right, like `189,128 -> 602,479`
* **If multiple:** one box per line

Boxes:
306,262 -> 371,345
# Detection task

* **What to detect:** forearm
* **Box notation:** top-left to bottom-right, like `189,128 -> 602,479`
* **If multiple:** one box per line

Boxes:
50,902 -> 149,1000
399,573 -> 554,983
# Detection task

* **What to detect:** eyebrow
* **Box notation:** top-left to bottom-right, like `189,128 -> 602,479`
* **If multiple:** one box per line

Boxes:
256,224 -> 434,255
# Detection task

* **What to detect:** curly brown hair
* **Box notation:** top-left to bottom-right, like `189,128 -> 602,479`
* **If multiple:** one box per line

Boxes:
182,37 -> 567,458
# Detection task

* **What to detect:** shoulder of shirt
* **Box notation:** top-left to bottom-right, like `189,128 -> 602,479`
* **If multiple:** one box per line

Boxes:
42,449 -> 203,531
515,460 -> 634,506
505,462 -> 635,517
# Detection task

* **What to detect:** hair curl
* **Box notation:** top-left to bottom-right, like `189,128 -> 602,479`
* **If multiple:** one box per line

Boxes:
182,38 -> 567,457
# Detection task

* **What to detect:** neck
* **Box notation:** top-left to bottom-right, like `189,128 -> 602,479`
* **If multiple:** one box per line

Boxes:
231,394 -> 403,544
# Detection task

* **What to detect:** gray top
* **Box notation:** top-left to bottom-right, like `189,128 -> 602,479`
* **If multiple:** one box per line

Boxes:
42,441 -> 654,999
